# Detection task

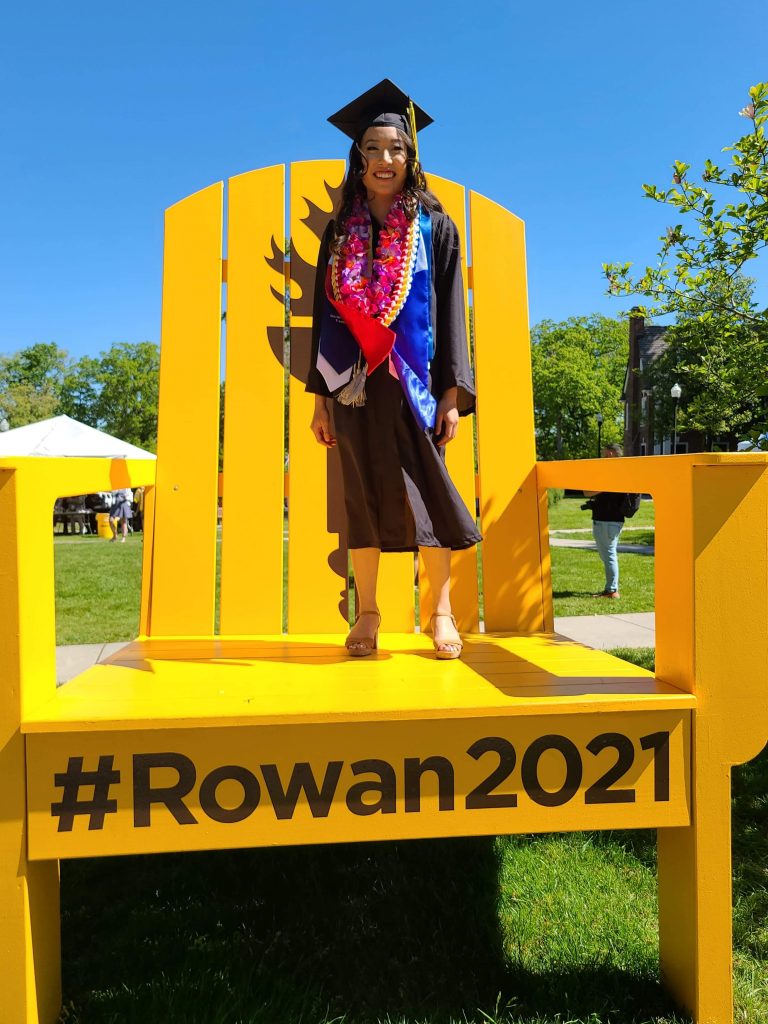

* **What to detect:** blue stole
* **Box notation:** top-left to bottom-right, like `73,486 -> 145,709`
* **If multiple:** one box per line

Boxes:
317,205 -> 436,432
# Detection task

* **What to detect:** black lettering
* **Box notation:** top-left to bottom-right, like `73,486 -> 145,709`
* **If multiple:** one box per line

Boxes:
465,737 -> 517,809
585,733 -> 636,804
346,759 -> 397,816
589,733 -> 638,802
404,756 -> 455,813
261,761 -> 343,819
133,752 -> 197,827
640,731 -> 671,802
521,735 -> 582,807
199,765 -> 261,823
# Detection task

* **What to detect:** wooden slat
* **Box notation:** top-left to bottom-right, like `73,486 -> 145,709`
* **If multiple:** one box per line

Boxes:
470,191 -> 546,631
287,160 -> 347,632
220,166 -> 285,634
419,175 -> 479,633
151,183 -> 223,635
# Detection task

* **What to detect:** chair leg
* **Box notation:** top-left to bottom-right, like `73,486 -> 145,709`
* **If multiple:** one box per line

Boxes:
657,756 -> 734,1024
0,729 -> 61,1023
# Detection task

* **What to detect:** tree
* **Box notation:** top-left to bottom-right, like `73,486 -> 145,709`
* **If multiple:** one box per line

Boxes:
604,83 -> 768,445
646,315 -> 768,448
0,341 -> 69,427
59,342 -> 160,450
603,82 -> 768,327
531,315 -> 627,460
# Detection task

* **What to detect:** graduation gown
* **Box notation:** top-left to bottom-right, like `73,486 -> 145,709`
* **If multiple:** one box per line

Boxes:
305,208 -> 482,553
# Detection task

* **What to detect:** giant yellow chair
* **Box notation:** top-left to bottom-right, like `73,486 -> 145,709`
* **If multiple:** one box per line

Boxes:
2,162 -> 767,1024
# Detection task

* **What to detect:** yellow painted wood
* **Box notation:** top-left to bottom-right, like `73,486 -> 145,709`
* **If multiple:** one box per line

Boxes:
22,632 -> 695,734
152,183 -> 223,636
220,166 -> 285,633
27,710 -> 689,860
420,174 -> 479,632
537,451 -> 768,1024
288,160 -> 348,632
657,462 -> 768,1022
4,159 -> 768,1024
470,191 -> 546,632
375,553 -> 416,632
1,466 -> 61,1023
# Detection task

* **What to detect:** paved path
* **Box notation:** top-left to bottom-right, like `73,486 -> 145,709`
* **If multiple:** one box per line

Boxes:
55,613 -> 656,685
549,537 -> 655,554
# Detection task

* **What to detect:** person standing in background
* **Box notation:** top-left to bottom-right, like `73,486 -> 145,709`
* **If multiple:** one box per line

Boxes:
582,444 -> 636,599
109,488 -> 133,544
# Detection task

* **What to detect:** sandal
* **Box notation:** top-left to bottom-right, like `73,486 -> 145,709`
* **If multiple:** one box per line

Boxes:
429,612 -> 463,660
345,609 -> 380,658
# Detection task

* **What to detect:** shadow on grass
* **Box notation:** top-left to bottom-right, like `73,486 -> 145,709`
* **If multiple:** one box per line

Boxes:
61,829 -> 693,1024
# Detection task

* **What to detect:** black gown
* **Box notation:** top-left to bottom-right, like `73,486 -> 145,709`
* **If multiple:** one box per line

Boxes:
305,208 -> 482,553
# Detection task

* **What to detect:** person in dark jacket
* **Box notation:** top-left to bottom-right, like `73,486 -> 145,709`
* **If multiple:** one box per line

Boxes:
583,444 -> 632,599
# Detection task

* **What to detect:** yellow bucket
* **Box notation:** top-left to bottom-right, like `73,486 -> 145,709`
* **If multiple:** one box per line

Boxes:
96,512 -> 113,539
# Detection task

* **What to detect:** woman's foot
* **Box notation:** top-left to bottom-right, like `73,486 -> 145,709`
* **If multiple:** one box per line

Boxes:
430,612 -> 463,660
345,610 -> 380,657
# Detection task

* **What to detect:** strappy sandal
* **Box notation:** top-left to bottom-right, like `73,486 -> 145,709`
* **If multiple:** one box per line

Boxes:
345,609 -> 381,658
429,612 -> 463,660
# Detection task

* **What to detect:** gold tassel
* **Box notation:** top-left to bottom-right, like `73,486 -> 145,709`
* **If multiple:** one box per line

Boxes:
336,351 -> 367,407
408,98 -> 419,164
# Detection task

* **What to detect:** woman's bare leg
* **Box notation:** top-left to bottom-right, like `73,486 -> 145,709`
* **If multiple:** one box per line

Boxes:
348,547 -> 381,650
419,546 -> 461,654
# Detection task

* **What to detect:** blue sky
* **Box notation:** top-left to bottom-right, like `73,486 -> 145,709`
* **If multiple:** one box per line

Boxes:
1,1 -> 765,361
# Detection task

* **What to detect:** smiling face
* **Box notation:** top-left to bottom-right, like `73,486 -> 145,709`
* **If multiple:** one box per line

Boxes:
359,125 -> 409,200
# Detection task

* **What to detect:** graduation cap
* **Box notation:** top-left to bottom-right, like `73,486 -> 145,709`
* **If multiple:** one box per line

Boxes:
328,79 -> 433,160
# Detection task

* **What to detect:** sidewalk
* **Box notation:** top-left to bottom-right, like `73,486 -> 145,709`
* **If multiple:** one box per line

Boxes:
55,613 -> 656,685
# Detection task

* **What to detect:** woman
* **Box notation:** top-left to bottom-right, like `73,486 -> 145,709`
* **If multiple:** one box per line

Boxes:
306,80 -> 481,659
109,487 -> 133,543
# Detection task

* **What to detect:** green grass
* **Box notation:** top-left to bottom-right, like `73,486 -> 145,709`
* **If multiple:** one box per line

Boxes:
52,527 -> 656,645
54,534 -> 144,644
550,545 -> 654,617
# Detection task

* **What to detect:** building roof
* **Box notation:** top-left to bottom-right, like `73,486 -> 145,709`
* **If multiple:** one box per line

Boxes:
638,325 -> 669,368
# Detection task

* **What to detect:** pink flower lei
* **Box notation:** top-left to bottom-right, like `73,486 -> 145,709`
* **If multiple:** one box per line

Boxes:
331,195 -> 419,327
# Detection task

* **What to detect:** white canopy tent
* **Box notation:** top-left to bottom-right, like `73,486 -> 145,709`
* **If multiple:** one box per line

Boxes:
0,415 -> 156,459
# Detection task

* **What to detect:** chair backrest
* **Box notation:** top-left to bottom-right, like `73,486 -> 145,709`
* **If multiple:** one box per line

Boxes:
142,163 -> 552,638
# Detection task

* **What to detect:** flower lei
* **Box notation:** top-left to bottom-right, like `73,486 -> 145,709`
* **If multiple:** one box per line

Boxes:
331,195 -> 420,327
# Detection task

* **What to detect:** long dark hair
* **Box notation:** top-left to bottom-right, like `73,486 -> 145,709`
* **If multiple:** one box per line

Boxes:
331,128 -> 443,254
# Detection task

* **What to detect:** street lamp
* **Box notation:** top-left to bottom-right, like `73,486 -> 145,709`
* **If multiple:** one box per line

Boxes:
670,383 -> 682,454
596,413 -> 604,457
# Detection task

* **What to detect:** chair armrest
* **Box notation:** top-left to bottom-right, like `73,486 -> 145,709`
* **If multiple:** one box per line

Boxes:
0,458 -> 157,721
536,453 -> 768,765
536,451 -> 768,494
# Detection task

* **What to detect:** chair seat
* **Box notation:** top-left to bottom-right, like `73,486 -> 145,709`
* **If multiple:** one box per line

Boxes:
23,632 -> 695,734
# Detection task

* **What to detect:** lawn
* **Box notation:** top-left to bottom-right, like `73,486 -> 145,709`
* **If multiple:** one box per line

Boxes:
53,526 -> 654,645
549,545 -> 654,616
54,534 -> 144,644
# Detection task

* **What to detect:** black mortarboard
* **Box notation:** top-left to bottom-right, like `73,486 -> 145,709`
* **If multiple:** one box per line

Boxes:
327,79 -> 433,146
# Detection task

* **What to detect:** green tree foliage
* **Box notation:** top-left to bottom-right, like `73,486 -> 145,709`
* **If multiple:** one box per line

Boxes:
531,315 -> 627,459
61,342 -> 160,450
604,83 -> 768,326
0,341 -> 68,425
604,83 -> 768,444
646,291 -> 768,448
1,340 -> 160,451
